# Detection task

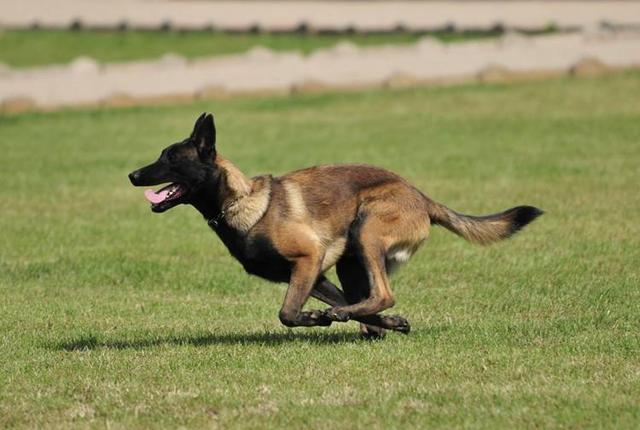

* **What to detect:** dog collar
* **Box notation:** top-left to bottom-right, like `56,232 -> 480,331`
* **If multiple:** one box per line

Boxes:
206,197 -> 240,229
207,211 -> 225,228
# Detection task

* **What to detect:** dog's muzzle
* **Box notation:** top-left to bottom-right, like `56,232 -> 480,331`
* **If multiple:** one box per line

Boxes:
128,171 -> 142,186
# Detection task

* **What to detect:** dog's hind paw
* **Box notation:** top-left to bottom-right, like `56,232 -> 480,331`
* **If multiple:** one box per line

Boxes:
387,315 -> 411,334
360,323 -> 386,340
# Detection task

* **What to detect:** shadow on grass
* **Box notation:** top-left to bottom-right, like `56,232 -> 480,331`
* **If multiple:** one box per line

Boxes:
54,330 -> 367,351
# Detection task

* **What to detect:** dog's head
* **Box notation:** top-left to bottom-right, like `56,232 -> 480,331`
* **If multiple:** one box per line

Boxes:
129,113 -> 220,213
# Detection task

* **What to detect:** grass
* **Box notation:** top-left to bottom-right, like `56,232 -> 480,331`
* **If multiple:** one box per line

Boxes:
0,29 -> 501,68
1,72 -> 640,429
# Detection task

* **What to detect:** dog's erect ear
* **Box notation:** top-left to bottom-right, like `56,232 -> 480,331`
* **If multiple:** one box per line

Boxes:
191,112 -> 207,138
191,112 -> 216,160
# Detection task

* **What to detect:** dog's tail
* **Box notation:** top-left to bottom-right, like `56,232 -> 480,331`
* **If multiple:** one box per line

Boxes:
427,200 -> 543,245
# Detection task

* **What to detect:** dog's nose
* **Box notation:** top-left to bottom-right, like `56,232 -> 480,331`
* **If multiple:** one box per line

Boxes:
128,171 -> 140,186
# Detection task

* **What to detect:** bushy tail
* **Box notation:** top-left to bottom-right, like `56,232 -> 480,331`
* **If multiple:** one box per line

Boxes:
427,200 -> 543,245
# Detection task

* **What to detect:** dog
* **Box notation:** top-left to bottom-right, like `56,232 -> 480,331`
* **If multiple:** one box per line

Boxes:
129,113 -> 542,338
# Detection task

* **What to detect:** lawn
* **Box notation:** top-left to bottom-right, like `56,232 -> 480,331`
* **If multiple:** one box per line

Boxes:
0,29 -> 501,68
1,73 -> 639,429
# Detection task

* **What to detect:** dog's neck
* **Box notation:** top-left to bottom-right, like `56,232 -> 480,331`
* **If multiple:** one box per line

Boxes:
191,155 -> 271,234
216,156 -> 252,201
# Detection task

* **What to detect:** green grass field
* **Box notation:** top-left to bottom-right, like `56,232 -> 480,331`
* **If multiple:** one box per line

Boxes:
0,29 -> 500,68
1,73 -> 639,428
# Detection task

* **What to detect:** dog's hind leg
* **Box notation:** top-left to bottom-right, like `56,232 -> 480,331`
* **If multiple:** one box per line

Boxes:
276,228 -> 408,332
310,276 -> 348,306
332,256 -> 410,334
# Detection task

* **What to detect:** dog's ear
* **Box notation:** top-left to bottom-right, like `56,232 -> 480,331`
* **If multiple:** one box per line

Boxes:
191,113 -> 216,160
190,112 -> 207,138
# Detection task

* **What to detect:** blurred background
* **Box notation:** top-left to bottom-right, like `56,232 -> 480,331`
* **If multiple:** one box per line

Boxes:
1,0 -> 640,110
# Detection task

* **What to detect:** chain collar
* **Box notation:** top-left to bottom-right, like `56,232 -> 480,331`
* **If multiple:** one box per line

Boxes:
206,211 -> 225,229
206,198 -> 238,229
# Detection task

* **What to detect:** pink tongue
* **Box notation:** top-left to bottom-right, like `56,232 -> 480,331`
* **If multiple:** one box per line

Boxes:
144,189 -> 169,204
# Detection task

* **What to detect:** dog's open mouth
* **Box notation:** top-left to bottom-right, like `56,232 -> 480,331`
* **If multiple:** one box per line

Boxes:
144,183 -> 188,212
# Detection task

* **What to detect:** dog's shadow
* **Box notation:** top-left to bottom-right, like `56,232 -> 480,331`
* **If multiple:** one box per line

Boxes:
54,330 -> 367,351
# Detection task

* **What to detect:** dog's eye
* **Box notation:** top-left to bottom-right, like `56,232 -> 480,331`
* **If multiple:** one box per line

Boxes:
162,148 -> 177,161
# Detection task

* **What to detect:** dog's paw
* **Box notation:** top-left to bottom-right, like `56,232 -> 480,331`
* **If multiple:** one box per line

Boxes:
387,315 -> 411,334
360,323 -> 386,340
324,307 -> 351,322
306,310 -> 332,326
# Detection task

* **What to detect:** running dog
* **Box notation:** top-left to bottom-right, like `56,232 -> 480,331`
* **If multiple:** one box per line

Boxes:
129,113 -> 542,338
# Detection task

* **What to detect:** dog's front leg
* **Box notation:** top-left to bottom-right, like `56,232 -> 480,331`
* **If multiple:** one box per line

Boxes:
278,257 -> 332,327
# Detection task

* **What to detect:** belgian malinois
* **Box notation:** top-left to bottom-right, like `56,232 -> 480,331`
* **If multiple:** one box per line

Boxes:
129,113 -> 542,338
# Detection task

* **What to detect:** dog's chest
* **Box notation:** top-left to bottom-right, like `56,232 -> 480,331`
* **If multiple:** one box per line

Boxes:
221,230 -> 292,283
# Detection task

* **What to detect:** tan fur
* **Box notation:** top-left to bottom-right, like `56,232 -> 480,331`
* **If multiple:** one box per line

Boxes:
217,156 -> 251,197
426,199 -> 522,245
282,180 -> 308,221
321,237 -> 348,271
217,157 -> 271,233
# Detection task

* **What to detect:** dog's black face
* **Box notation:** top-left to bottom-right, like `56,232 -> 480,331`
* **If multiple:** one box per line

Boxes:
129,113 -> 218,213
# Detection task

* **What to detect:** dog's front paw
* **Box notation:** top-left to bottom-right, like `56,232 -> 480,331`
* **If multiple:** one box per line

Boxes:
307,310 -> 332,326
324,307 -> 351,322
